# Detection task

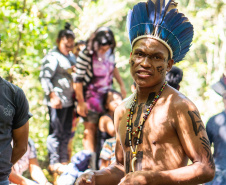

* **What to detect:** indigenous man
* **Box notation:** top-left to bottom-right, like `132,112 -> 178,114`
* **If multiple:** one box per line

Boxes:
76,0 -> 215,184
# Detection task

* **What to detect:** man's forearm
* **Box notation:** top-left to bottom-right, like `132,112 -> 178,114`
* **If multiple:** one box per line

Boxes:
147,162 -> 214,185
95,163 -> 125,185
11,145 -> 27,164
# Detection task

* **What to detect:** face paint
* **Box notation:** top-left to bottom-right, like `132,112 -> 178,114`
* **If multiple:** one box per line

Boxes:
134,103 -> 143,127
131,59 -> 135,66
156,66 -> 164,75
126,151 -> 131,173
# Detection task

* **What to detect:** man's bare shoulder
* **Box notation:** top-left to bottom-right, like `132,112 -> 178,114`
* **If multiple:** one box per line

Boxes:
114,94 -> 133,130
115,98 -> 127,117
166,86 -> 198,111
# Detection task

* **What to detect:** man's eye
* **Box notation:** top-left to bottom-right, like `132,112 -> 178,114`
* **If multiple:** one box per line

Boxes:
152,55 -> 163,61
135,52 -> 143,57
153,56 -> 160,59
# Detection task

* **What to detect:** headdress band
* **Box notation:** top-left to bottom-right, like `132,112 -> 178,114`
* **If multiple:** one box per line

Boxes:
131,34 -> 173,60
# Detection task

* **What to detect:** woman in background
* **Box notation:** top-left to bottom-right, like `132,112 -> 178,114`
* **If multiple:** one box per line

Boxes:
74,27 -> 126,169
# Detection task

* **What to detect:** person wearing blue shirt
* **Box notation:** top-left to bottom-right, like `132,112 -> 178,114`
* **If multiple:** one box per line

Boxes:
206,74 -> 226,185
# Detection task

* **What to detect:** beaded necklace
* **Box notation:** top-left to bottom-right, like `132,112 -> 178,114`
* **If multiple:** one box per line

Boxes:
126,81 -> 167,172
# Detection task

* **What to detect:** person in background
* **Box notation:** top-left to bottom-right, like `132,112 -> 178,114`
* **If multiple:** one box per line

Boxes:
75,0 -> 215,184
39,22 -> 76,174
74,27 -> 126,169
96,89 -> 123,170
205,74 -> 226,185
165,65 -> 183,90
99,137 -> 116,170
0,35 -> 31,185
73,40 -> 86,58
68,40 -> 86,161
57,150 -> 92,185
9,138 -> 52,185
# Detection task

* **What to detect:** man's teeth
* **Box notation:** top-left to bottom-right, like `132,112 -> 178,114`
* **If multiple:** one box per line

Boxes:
139,72 -> 149,75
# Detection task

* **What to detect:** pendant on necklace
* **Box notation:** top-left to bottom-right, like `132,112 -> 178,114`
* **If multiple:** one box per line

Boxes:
131,152 -> 137,172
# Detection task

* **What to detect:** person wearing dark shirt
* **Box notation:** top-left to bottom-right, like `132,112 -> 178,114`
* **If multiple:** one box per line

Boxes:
206,74 -> 226,185
0,77 -> 31,185
39,23 -> 76,174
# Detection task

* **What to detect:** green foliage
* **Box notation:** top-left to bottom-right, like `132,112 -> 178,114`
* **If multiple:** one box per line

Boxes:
0,0 -> 225,178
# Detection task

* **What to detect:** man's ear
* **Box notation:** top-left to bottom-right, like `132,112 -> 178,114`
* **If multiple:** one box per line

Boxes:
129,52 -> 132,64
166,59 -> 174,72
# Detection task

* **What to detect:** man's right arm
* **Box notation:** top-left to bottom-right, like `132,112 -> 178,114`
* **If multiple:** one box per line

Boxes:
75,159 -> 125,185
75,105 -> 126,185
90,131 -> 125,185
11,121 -> 29,164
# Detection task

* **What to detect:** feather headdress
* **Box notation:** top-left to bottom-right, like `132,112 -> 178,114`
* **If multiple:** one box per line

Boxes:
127,0 -> 194,63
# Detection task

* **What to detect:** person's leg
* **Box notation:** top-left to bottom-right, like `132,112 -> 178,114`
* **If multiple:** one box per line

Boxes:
83,121 -> 97,152
82,110 -> 100,152
82,111 -> 100,170
59,105 -> 74,164
67,109 -> 80,161
47,107 -> 63,166
83,121 -> 97,170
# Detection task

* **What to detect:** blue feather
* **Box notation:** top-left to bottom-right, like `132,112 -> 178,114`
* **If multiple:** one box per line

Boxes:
147,0 -> 156,23
127,10 -> 133,43
155,0 -> 161,24
166,13 -> 187,32
160,0 -> 172,23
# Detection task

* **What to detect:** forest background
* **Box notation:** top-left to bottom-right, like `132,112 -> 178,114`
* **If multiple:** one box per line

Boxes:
0,0 -> 226,178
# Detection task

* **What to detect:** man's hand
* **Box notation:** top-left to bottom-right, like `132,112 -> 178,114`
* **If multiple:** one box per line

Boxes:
49,92 -> 62,109
77,102 -> 88,117
118,171 -> 153,185
75,171 -> 95,185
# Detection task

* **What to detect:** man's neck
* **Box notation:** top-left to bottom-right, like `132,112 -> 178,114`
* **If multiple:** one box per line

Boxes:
136,82 -> 166,103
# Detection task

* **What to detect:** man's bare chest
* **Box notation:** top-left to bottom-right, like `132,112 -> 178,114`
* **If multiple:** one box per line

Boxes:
118,108 -> 180,173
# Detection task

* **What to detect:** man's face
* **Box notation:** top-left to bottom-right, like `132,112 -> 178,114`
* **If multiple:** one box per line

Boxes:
129,38 -> 173,88
57,37 -> 74,56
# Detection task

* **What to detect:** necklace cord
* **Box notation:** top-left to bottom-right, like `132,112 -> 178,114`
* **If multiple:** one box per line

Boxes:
126,81 -> 167,172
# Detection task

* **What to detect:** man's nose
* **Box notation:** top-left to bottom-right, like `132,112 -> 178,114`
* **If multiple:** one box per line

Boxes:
140,56 -> 152,67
